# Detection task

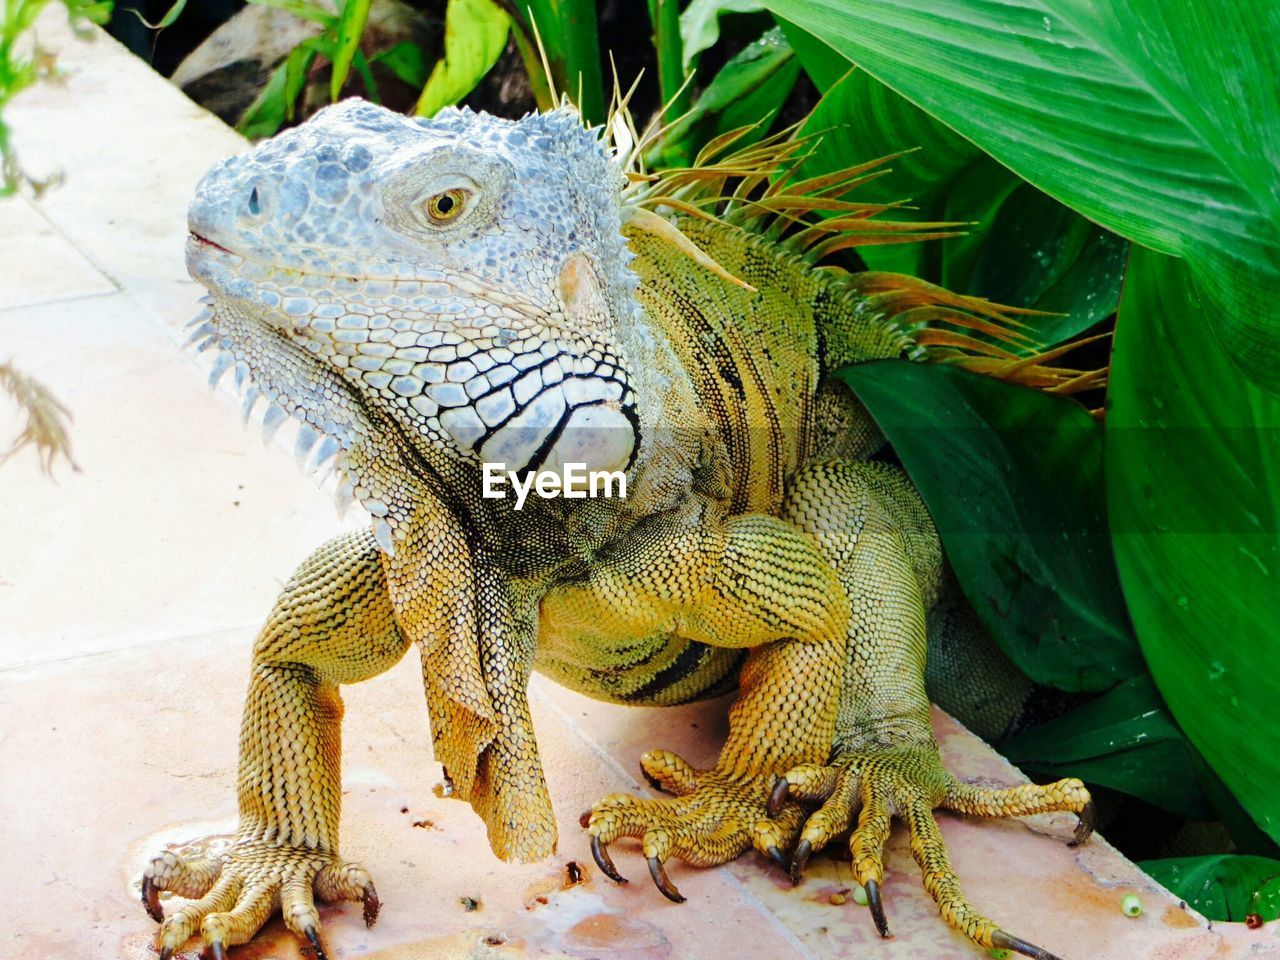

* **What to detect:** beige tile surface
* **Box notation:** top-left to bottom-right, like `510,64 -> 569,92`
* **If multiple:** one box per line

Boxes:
0,195 -> 115,310
0,9 -> 1276,960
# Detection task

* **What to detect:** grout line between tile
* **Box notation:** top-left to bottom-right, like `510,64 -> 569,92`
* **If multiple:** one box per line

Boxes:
0,286 -> 125,319
529,680 -> 646,792
16,191 -> 124,292
0,620 -> 256,675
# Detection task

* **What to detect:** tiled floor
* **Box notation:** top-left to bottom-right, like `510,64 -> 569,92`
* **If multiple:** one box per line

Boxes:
0,10 -> 1274,960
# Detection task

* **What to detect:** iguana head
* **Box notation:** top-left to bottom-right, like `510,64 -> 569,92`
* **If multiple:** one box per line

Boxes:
186,99 -> 646,535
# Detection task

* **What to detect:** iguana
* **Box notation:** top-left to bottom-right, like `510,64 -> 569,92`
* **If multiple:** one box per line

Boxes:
143,98 -> 1095,960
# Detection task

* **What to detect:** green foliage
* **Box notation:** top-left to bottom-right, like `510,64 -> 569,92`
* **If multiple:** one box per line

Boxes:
1002,676 -> 1208,818
123,0 -> 186,30
507,0 -> 604,124
330,0 -> 371,102
1140,856 -> 1280,922
650,26 -> 797,167
0,0 -> 112,195
679,0 -> 763,71
1107,247 -> 1280,845
963,182 -> 1126,347
237,0 -> 382,139
415,0 -> 508,117
770,0 -> 1280,902
838,360 -> 1142,692
759,0 -> 1280,390
780,22 -> 1127,339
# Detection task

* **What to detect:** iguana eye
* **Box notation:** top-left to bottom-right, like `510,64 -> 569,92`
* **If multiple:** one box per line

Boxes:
425,188 -> 469,223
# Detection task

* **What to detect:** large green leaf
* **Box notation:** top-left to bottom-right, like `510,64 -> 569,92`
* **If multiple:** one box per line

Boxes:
783,27 -> 1122,335
1002,676 -> 1209,818
512,0 -> 605,124
1140,856 -> 1280,923
681,0 -> 766,71
415,0 -> 509,117
839,361 -> 1142,691
788,52 -> 985,276
966,181 -> 1128,346
760,0 -> 1280,389
1107,246 -> 1280,844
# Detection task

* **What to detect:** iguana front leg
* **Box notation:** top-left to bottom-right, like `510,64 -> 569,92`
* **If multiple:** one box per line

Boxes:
141,530 -> 408,960
584,461 -> 1090,960
574,504 -> 853,898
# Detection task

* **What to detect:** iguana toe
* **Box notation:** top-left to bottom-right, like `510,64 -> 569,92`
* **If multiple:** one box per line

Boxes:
144,837 -> 376,958
775,743 -> 1088,957
583,751 -> 804,900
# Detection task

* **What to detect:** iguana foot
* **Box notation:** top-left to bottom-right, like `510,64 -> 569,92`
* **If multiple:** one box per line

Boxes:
770,742 -> 1091,960
141,839 -> 379,959
582,748 -> 804,902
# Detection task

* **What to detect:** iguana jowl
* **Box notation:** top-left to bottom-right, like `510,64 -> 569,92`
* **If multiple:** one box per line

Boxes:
144,99 -> 1092,960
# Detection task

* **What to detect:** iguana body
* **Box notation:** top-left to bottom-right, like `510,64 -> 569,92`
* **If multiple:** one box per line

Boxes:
143,100 -> 1091,960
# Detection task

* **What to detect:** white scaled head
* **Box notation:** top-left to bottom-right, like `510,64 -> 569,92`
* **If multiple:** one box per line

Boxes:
187,99 -> 641,484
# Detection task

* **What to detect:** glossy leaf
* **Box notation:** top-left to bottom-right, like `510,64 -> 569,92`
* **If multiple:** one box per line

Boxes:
966,182 -> 1128,346
790,56 -> 984,276
650,0 -> 691,123
653,27 -> 799,167
513,0 -> 605,124
330,0 -> 371,101
680,0 -> 766,70
372,41 -> 430,89
1140,856 -> 1280,923
760,0 -> 1280,389
1106,246 -> 1280,843
839,361 -> 1142,691
416,0 -> 509,117
1002,676 -> 1209,818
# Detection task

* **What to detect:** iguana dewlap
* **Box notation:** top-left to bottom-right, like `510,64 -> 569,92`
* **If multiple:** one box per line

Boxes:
143,99 -> 1091,960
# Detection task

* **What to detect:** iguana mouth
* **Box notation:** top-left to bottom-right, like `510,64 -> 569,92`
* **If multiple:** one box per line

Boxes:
189,232 -> 233,256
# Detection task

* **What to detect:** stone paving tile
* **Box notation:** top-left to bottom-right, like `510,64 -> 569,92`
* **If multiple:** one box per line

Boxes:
537,682 -> 1274,960
0,195 -> 115,309
0,632 -> 806,960
0,291 -> 365,668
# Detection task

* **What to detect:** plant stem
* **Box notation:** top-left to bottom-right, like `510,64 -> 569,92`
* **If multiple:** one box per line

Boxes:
649,0 -> 689,123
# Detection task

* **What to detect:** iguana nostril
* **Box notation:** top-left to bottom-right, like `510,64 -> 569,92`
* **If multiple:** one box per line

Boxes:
248,186 -> 261,216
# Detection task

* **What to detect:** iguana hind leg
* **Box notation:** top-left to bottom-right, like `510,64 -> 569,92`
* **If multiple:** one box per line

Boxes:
141,529 -> 407,960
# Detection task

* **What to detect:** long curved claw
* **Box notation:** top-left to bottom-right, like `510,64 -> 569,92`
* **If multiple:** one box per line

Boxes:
1069,799 -> 1095,847
865,878 -> 889,938
304,924 -> 329,960
158,948 -> 173,960
591,835 -> 628,884
789,838 -> 812,885
766,845 -> 789,872
992,929 -> 1063,960
647,856 -> 686,904
209,940 -> 228,960
362,881 -> 381,927
768,778 -> 790,818
141,876 -> 164,924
